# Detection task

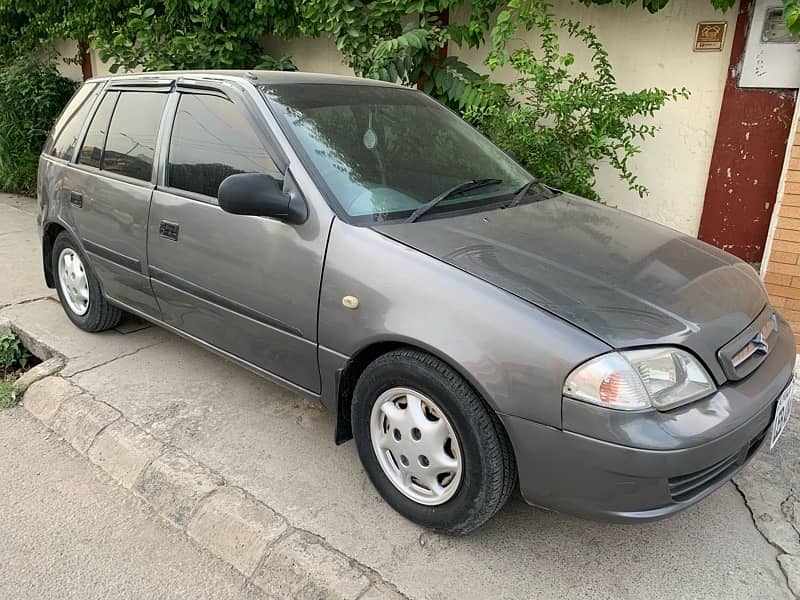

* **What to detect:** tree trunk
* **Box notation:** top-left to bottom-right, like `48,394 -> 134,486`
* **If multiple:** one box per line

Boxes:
417,9 -> 449,90
79,39 -> 93,81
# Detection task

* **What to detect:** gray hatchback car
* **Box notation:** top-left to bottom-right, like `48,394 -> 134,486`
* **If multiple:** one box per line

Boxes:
38,71 -> 795,534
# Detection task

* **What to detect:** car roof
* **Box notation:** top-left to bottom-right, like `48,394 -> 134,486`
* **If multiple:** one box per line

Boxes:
87,70 -> 403,89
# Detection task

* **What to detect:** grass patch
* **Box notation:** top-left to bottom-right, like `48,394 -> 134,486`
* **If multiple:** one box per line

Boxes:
0,379 -> 18,409
0,330 -> 38,409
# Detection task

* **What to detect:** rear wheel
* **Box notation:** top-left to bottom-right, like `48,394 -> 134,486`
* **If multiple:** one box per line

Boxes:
52,232 -> 122,332
352,348 -> 516,534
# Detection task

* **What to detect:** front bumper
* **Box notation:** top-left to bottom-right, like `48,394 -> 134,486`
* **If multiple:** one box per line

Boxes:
502,314 -> 796,522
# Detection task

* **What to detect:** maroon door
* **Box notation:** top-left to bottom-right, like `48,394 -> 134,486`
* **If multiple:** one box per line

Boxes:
697,0 -> 796,263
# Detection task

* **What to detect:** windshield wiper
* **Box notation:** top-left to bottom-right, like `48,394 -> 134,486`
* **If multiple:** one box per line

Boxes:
505,178 -> 538,209
406,179 -> 502,223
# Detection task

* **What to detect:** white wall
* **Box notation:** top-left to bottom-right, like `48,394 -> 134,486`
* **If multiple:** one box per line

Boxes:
50,39 -> 83,81
264,0 -> 737,236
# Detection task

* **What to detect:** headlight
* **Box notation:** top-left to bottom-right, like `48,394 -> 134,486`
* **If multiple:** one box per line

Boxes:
563,347 -> 715,411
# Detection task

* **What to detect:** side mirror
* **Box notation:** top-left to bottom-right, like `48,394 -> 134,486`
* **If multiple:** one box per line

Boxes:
218,172 -> 308,224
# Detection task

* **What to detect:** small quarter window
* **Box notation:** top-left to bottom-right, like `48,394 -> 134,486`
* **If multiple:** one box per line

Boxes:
78,92 -> 118,169
167,93 -> 280,198
103,92 -> 167,181
48,82 -> 100,160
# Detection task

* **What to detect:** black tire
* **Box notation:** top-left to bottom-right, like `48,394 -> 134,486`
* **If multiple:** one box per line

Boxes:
52,231 -> 122,332
352,348 -> 516,534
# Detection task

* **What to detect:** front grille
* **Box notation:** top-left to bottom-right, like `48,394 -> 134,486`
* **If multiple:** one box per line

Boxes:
667,426 -> 768,502
718,310 -> 778,381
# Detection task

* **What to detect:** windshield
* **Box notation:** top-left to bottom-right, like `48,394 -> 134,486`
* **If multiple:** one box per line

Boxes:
261,83 -> 538,223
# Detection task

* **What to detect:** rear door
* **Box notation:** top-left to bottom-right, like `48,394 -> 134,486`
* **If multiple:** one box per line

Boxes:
147,81 -> 327,392
67,82 -> 172,318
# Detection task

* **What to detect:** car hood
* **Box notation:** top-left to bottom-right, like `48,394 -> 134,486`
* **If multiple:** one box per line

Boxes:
374,193 -> 767,357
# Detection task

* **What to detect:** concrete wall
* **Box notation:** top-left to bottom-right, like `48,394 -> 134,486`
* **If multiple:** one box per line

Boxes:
264,0 -> 737,236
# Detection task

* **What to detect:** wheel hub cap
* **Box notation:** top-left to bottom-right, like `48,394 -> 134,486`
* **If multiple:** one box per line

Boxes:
58,248 -> 90,316
370,387 -> 463,506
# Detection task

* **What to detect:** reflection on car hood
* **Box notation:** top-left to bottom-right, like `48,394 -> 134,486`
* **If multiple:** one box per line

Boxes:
374,194 -> 767,353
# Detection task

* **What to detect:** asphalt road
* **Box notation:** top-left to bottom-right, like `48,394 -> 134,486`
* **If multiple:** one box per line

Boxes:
0,407 -> 265,600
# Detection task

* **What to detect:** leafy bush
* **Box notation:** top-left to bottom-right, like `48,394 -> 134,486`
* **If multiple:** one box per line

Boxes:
0,330 -> 31,375
92,1 -> 299,72
254,53 -> 298,72
476,0 -> 688,202
0,56 -> 76,195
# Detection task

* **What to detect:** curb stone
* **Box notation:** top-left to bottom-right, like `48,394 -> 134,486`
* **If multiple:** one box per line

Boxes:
187,486 -> 288,577
254,530 -> 372,600
134,447 -> 220,528
23,376 -> 83,425
88,418 -> 164,489
49,392 -> 121,454
14,356 -> 65,393
13,363 -> 407,596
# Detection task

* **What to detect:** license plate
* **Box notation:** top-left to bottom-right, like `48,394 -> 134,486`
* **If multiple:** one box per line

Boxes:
770,380 -> 794,450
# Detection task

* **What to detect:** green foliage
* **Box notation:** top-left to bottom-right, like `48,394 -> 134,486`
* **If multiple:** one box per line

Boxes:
299,1 -> 507,113
786,0 -> 800,35
577,0 -> 735,12
0,331 -> 32,373
254,53 -> 298,71
91,1 -> 300,72
0,0 -> 131,64
0,56 -> 76,195
479,0 -> 687,201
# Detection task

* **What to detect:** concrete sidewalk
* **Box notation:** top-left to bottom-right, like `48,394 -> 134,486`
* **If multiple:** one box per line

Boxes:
1,193 -> 798,599
0,407 -> 267,600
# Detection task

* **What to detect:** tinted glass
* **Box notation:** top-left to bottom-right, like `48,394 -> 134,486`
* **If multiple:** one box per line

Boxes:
263,84 -> 540,223
48,82 -> 100,160
168,93 -> 279,197
103,92 -> 167,181
79,92 -> 118,169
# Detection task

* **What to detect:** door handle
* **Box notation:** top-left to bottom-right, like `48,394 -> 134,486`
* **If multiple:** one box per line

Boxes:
69,191 -> 83,208
158,220 -> 180,241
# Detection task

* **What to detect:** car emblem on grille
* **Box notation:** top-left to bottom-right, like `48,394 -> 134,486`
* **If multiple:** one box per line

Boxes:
732,314 -> 778,368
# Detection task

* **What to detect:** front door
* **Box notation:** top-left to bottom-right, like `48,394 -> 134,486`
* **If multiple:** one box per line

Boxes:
147,86 -> 328,392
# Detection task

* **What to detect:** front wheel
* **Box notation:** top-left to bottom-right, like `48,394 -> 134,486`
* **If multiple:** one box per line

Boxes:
52,232 -> 122,332
352,348 -> 516,534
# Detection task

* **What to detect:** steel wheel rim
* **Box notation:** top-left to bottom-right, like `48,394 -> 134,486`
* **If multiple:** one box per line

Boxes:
58,248 -> 90,316
369,387 -> 463,506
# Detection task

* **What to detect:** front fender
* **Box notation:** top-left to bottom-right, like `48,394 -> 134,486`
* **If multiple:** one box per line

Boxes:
318,219 -> 609,427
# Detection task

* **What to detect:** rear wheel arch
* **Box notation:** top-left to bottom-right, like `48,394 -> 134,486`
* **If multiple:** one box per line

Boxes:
42,221 -> 68,288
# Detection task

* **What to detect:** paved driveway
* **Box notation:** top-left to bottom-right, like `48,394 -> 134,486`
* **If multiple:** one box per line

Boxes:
1,194 -> 798,599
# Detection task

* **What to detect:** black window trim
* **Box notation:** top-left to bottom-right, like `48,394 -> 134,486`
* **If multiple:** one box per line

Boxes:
67,160 -> 157,191
76,90 -> 120,172
156,79 -> 287,206
106,78 -> 175,93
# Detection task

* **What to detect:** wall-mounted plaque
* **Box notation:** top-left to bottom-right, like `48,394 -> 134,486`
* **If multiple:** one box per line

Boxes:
694,21 -> 728,52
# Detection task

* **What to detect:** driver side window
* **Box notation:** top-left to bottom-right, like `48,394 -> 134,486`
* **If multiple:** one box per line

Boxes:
167,93 -> 280,198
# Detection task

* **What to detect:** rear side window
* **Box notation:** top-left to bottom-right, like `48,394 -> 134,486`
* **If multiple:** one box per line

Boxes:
79,92 -> 118,169
103,92 -> 167,181
47,82 -> 100,160
167,93 -> 280,198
